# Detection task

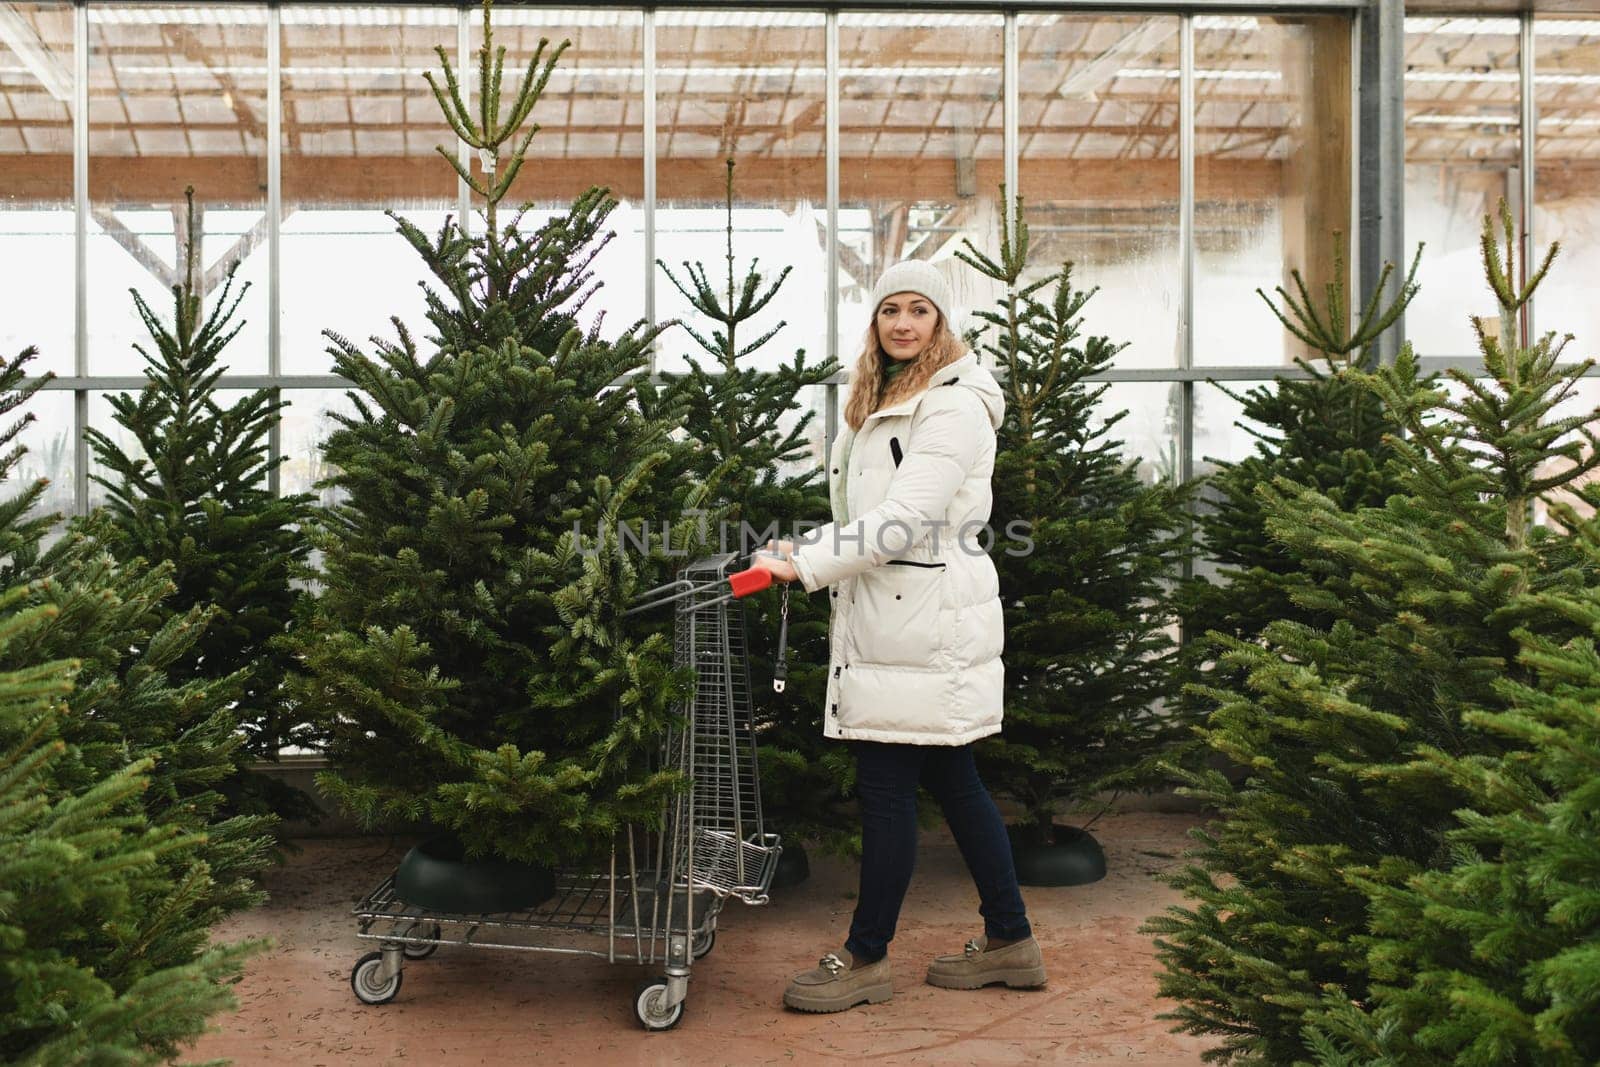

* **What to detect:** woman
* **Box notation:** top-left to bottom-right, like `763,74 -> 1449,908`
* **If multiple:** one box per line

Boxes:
752,259 -> 1045,1014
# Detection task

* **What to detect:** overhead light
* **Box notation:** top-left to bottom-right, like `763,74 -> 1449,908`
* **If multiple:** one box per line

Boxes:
88,6 -> 266,26
1405,70 -> 1519,83
1117,67 -> 1282,81
1407,69 -> 1600,85
1403,17 -> 1521,35
1533,19 -> 1600,36
1409,114 -> 1518,126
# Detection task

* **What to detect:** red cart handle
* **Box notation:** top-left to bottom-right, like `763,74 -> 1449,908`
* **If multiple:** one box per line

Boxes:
727,566 -> 773,598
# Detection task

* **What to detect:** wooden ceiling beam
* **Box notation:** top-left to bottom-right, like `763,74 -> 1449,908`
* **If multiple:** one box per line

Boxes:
21,151 -> 1548,208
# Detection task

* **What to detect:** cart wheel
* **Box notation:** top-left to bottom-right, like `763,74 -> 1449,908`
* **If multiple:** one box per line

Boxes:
634,978 -> 685,1031
402,922 -> 442,959
350,951 -> 403,1005
691,928 -> 715,960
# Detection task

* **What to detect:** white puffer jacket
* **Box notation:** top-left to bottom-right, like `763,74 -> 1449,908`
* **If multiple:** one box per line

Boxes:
791,351 -> 1006,746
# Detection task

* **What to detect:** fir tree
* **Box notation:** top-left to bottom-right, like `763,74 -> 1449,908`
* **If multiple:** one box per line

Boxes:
0,348 -> 262,1065
644,158 -> 851,852
1179,243 -> 1420,670
1305,548 -> 1600,1065
958,194 -> 1193,845
291,1 -> 703,866
1144,205 -> 1599,1064
0,349 -> 274,961
85,185 -> 315,821
1298,215 -> 1600,1067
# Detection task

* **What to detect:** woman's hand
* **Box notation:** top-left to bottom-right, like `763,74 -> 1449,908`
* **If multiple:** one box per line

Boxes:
753,540 -> 800,584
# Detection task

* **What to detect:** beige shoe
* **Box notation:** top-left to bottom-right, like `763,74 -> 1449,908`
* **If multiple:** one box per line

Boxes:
783,952 -> 894,1013
926,936 -> 1047,990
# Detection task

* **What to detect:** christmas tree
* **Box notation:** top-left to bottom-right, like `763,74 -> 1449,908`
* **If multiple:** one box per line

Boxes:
1305,555 -> 1600,1064
1144,205 -> 1599,1063
85,185 -> 315,821
0,351 -> 274,954
1300,216 -> 1600,1067
958,195 -> 1193,847
1179,243 -> 1420,679
293,1 -> 704,866
0,347 -> 262,1064
644,158 -> 851,853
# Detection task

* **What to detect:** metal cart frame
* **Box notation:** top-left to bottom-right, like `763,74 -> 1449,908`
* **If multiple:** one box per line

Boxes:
347,551 -> 784,1030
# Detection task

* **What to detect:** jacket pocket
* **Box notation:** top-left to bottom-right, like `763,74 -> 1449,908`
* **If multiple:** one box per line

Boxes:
849,562 -> 947,668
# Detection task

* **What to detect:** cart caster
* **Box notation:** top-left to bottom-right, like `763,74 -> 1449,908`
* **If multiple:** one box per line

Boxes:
635,978 -> 685,1031
691,928 -> 715,960
401,921 -> 442,959
350,950 -> 403,1005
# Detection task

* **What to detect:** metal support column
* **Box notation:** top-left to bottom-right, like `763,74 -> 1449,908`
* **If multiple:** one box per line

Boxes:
1177,14 -> 1195,585
458,7 -> 473,238
1520,13 -> 1536,342
1004,12 -> 1018,223
266,2 -> 282,497
73,0 -> 87,516
1358,0 -> 1406,366
824,10 -> 840,463
644,9 -> 657,372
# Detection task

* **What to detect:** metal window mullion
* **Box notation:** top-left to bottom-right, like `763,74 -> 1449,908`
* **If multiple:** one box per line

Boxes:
1349,11 -> 1361,327
824,10 -> 839,463
458,7 -> 472,238
1178,14 -> 1194,480
644,8 -> 656,371
1177,13 -> 1195,586
1521,13 -> 1536,343
1004,12 -> 1017,220
1361,0 -> 1405,365
267,2 -> 282,497
73,0 -> 87,517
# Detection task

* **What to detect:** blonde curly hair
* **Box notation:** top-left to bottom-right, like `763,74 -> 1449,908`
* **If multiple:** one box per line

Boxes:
842,304 -> 968,432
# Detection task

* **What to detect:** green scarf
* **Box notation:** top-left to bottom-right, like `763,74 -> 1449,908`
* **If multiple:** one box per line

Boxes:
836,356 -> 914,524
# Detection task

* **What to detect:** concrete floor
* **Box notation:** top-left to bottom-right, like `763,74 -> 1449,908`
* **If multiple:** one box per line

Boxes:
191,812 -> 1215,1065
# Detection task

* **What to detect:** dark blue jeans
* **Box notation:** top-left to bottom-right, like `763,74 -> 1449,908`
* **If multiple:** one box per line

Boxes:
844,741 -> 1032,965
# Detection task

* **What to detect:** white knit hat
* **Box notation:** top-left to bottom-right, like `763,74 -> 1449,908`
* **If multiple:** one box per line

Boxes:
869,259 -> 955,327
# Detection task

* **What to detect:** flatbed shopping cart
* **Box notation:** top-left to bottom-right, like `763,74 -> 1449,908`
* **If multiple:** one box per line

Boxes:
347,551 -> 789,1030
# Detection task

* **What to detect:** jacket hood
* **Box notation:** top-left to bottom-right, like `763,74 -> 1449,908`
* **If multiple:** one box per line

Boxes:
865,350 -> 1007,430
936,351 -> 1005,430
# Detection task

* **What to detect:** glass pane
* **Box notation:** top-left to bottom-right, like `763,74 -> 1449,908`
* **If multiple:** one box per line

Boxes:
1192,377 -> 1277,474
1535,374 -> 1600,528
1404,17 -> 1522,357
1019,14 -> 1181,370
85,389 -> 140,509
278,387 -> 357,506
1096,380 -> 1183,486
655,11 -> 826,376
836,12 -> 1003,366
4,387 -> 74,521
471,9 -> 645,343
1195,15 -> 1353,368
1533,17 -> 1600,350
1191,377 -> 1275,580
280,6 -> 457,373
0,2 -> 74,376
86,4 -> 269,375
